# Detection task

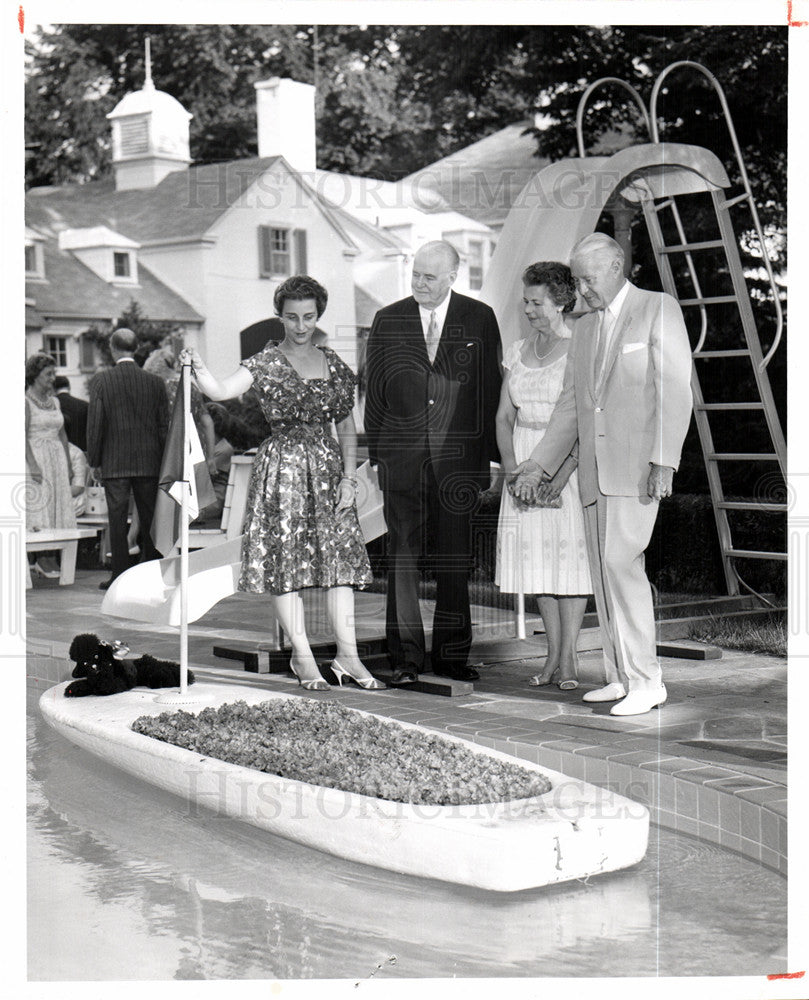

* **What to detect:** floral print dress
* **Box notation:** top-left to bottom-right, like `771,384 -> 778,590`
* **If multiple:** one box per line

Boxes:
238,344 -> 372,595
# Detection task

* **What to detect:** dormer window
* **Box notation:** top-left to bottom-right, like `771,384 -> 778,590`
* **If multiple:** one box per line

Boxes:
113,251 -> 132,278
25,231 -> 45,279
58,227 -> 140,285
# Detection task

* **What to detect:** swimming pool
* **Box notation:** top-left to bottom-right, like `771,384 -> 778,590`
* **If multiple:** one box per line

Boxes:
27,688 -> 786,981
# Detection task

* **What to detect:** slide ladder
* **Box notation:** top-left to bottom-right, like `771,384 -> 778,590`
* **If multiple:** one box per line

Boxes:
576,63 -> 786,597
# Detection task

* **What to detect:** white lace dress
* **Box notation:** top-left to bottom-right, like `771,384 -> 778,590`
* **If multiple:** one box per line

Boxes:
495,340 -> 592,595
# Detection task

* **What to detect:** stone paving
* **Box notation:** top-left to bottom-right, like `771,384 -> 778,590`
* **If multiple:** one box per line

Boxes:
26,568 -> 787,875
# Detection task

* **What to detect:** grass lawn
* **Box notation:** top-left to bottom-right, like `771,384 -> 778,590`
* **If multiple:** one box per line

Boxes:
688,611 -> 787,657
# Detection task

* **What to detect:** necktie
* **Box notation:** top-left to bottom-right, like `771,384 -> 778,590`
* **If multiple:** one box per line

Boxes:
593,309 -> 608,387
426,310 -> 440,364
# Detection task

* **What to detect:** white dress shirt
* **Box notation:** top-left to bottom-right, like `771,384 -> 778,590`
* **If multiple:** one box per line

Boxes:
418,293 -> 452,342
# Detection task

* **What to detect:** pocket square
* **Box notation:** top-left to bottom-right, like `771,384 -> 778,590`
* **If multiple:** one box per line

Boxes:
622,342 -> 646,354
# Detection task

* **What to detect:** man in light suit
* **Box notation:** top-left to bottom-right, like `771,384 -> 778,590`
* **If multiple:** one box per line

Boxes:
87,328 -> 168,589
365,241 -> 502,683
514,233 -> 693,715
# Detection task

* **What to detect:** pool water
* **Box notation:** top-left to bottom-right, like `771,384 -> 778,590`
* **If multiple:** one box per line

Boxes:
27,692 -> 787,981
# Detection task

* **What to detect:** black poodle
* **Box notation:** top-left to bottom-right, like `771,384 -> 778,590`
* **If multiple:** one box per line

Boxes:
65,633 -> 195,697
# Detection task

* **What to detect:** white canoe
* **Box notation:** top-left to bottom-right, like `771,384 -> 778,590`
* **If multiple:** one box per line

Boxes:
39,681 -> 649,892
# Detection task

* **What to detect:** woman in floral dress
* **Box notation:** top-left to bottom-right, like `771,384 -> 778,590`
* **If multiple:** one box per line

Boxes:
185,275 -> 381,691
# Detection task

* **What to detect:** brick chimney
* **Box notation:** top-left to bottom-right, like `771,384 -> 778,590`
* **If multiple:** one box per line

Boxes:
254,78 -> 316,174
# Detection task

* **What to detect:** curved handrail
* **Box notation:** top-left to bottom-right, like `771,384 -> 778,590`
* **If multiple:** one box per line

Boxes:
575,77 -> 651,158
650,61 -> 783,369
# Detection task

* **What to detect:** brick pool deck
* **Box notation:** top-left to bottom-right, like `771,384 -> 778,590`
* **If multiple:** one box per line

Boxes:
27,570 -> 787,876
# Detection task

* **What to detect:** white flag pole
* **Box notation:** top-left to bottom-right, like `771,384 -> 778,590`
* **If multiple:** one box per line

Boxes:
515,514 -> 526,640
179,357 -> 191,694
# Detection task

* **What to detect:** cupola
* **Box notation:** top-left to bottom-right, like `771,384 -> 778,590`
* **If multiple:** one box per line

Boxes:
106,38 -> 192,191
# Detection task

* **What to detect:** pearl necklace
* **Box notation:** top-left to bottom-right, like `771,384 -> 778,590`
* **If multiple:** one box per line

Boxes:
533,334 -> 557,362
26,387 -> 54,409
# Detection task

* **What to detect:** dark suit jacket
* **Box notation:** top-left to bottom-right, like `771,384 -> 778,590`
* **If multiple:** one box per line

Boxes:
56,391 -> 89,451
87,360 -> 169,478
364,291 -> 502,492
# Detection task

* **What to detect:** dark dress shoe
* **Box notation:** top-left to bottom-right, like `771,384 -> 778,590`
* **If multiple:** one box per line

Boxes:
98,578 -> 114,591
433,665 -> 480,682
391,668 -> 418,685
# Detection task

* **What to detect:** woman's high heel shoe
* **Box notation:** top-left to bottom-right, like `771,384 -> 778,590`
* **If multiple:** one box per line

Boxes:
289,658 -> 331,691
31,561 -> 60,579
330,659 -> 386,691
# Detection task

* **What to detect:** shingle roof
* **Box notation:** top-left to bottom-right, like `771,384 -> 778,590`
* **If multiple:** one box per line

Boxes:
27,239 -> 203,323
26,157 -> 287,243
25,156 -> 372,251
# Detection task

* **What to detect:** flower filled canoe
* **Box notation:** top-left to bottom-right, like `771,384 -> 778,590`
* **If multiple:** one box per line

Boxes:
131,699 -> 552,805
40,681 -> 649,892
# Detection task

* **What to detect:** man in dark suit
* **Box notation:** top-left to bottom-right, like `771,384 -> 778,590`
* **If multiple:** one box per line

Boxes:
365,241 -> 502,683
87,328 -> 168,589
53,375 -> 89,452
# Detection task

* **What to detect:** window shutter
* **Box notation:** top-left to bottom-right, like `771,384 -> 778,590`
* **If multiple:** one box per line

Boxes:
294,229 -> 308,275
79,334 -> 96,372
258,226 -> 272,277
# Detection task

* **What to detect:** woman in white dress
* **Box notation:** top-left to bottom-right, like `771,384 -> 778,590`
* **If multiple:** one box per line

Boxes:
25,353 -> 77,577
494,262 -> 592,689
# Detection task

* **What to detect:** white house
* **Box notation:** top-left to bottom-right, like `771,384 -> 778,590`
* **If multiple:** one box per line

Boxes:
25,69 -> 497,393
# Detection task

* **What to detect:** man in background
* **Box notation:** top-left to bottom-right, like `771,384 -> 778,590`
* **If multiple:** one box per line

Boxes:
87,328 -> 168,589
53,374 -> 88,452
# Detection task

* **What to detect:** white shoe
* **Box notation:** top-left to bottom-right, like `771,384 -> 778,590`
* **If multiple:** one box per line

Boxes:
610,685 -> 667,716
582,682 -> 626,703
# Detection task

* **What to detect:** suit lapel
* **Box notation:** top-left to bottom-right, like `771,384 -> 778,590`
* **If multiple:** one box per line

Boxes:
433,291 -> 461,369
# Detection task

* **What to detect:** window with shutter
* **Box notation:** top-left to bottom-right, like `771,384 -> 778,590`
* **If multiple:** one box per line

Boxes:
44,336 -> 68,368
258,225 -> 292,277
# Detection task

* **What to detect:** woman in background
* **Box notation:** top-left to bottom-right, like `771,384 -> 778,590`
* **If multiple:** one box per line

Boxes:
25,353 -> 76,576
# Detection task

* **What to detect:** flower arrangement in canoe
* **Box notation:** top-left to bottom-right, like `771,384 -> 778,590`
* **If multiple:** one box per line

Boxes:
132,699 -> 551,805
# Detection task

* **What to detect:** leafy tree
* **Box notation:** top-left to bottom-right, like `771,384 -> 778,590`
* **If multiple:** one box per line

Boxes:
82,299 -> 180,367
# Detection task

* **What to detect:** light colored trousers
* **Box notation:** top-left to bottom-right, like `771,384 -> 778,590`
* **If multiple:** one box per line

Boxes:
582,491 -> 661,692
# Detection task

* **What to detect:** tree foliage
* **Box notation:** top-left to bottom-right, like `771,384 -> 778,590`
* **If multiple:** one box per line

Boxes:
26,23 -> 786,222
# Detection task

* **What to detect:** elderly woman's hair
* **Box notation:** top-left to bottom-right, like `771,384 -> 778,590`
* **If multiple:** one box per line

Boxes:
25,352 -> 57,387
273,275 -> 328,319
521,261 -> 578,313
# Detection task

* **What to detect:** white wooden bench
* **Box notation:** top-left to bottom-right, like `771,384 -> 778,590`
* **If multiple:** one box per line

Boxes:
26,527 -> 101,587
188,453 -> 254,548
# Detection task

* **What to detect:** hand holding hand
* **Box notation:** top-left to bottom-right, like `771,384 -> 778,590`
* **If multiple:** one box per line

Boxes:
508,460 -> 544,505
647,464 -> 674,501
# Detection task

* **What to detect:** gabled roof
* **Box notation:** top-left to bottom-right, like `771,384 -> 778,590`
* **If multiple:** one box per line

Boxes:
28,238 -> 203,324
26,157 -> 286,243
26,156 -> 376,253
